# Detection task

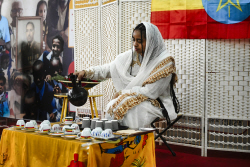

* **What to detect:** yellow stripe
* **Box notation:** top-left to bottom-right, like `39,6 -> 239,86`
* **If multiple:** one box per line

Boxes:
75,0 -> 99,9
151,0 -> 204,11
103,0 -> 116,5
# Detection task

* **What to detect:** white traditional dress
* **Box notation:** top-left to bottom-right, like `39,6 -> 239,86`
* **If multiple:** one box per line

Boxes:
84,22 -> 177,128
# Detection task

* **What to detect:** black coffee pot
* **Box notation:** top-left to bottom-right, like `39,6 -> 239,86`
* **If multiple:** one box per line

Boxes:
68,74 -> 89,106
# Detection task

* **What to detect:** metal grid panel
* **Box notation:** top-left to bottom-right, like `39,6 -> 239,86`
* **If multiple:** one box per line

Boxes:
101,1 -> 118,116
119,0 -> 151,53
74,7 -> 103,112
207,118 -> 250,152
206,39 -> 250,120
155,116 -> 202,147
205,39 -> 250,153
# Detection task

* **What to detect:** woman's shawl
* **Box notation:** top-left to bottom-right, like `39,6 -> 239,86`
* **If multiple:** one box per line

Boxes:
109,22 -> 177,120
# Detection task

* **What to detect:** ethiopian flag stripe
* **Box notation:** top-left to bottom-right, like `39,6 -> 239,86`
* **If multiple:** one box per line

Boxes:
151,0 -> 250,39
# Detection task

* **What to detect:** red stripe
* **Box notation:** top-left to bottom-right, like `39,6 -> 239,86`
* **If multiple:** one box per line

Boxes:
151,9 -> 250,39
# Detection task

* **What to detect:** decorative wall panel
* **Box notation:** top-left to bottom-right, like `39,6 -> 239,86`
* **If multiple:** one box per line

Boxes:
74,7 -> 103,113
101,1 -> 118,116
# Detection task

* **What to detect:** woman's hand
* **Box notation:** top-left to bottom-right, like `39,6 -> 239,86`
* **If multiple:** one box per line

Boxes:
73,70 -> 85,81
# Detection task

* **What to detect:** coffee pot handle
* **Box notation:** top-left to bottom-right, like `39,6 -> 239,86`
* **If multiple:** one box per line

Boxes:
78,78 -> 82,87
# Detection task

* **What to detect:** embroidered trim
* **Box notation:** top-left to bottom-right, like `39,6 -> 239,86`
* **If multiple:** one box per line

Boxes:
142,64 -> 176,86
107,92 -> 136,116
84,69 -> 95,79
150,56 -> 175,75
149,99 -> 161,108
113,94 -> 148,120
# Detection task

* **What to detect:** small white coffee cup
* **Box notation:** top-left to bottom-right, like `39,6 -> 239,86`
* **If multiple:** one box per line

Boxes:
71,123 -> 80,133
63,117 -> 73,124
16,120 -> 25,129
64,127 -> 76,135
25,122 -> 35,130
40,124 -> 51,133
62,125 -> 70,132
40,121 -> 51,130
77,129 -> 91,139
91,127 -> 103,137
41,120 -> 51,127
83,128 -> 91,134
29,120 -> 38,129
51,124 -> 61,132
100,129 -> 113,138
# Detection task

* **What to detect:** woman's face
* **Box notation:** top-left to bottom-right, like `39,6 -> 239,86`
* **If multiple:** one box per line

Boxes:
132,30 -> 146,56
38,3 -> 47,22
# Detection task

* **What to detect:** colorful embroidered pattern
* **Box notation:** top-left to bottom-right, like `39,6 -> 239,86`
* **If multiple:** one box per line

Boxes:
113,94 -> 148,120
150,56 -> 175,75
107,93 -> 136,116
149,99 -> 161,108
142,64 -> 176,86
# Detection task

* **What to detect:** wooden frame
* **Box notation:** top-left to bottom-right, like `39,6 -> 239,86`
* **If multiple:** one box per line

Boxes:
16,16 -> 43,72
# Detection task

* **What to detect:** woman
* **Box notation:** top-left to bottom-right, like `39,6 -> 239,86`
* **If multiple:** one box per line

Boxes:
36,0 -> 50,52
75,22 -> 179,128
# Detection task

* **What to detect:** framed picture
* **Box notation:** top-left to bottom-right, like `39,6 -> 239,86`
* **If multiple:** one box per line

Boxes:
16,17 -> 43,71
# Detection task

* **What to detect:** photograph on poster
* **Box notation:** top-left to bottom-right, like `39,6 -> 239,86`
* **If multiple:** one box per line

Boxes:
16,16 -> 42,71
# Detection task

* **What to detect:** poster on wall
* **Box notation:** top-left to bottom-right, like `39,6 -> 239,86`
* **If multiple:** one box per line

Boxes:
0,0 -> 73,122
16,17 -> 43,71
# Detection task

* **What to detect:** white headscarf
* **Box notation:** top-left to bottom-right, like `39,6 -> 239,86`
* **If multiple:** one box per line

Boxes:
110,22 -> 170,91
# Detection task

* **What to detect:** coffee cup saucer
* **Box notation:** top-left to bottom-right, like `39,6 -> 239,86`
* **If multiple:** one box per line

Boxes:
62,135 -> 77,139
15,127 -> 23,130
50,130 -> 64,133
61,122 -> 73,125
75,137 -> 92,142
35,131 -> 49,135
49,132 -> 64,137
24,128 -> 36,132
92,134 -> 121,141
